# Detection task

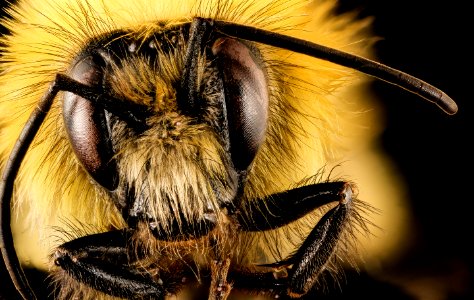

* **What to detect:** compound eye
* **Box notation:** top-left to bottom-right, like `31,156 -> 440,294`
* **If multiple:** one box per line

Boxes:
63,55 -> 118,190
212,38 -> 269,171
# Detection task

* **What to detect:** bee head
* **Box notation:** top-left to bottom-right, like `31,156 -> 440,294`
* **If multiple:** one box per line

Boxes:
62,21 -> 269,237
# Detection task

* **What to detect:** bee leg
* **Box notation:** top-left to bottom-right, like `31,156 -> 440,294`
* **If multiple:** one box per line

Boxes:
285,194 -> 350,297
237,181 -> 350,231
53,229 -> 181,299
237,181 -> 353,297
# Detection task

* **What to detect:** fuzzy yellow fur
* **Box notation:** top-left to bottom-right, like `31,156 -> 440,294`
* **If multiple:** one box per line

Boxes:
0,0 -> 412,298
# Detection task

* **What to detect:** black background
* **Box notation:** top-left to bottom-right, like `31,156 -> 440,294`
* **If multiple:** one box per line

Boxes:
1,0 -> 472,299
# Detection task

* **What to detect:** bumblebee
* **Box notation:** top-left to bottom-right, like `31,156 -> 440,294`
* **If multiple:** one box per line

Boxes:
0,0 -> 457,299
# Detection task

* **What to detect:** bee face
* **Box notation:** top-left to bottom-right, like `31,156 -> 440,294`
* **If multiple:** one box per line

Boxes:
61,21 -> 275,242
0,0 -> 457,299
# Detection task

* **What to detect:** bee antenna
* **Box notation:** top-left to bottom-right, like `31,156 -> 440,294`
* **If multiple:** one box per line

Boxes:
0,77 -> 59,300
211,19 -> 458,115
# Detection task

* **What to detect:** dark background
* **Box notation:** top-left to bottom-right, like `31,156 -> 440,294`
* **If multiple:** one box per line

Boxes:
1,0 -> 472,299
